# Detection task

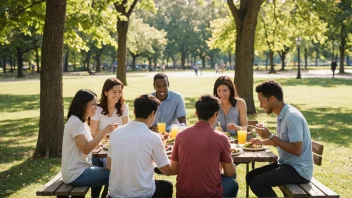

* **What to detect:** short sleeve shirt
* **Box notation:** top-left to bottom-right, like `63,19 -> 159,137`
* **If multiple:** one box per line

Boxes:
108,121 -> 169,198
276,104 -> 313,180
91,104 -> 129,130
171,121 -> 232,198
152,91 -> 187,131
61,115 -> 93,183
216,105 -> 240,136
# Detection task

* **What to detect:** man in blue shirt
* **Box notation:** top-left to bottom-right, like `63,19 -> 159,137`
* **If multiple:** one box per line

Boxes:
246,80 -> 313,197
152,73 -> 187,132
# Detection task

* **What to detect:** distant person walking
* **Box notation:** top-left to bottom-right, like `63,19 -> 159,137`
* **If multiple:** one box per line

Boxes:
331,61 -> 337,78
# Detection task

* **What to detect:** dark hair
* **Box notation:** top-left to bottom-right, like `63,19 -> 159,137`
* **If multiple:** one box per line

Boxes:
255,80 -> 283,101
195,95 -> 221,120
98,78 -> 125,116
213,76 -> 238,106
134,94 -> 160,119
67,89 -> 97,122
153,73 -> 169,86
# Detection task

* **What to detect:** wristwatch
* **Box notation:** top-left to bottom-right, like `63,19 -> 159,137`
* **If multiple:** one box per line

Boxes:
269,133 -> 276,140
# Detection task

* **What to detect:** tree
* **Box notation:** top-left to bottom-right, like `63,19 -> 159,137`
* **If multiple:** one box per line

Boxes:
33,0 -> 67,158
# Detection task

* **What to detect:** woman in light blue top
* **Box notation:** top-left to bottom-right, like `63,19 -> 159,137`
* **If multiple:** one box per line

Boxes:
213,76 -> 248,136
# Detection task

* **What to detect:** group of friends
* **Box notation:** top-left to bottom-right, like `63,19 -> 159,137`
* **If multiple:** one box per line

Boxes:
61,73 -> 313,198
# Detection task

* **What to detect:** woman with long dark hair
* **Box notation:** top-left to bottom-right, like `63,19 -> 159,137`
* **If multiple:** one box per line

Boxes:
61,89 -> 117,198
213,76 -> 248,136
90,78 -> 129,138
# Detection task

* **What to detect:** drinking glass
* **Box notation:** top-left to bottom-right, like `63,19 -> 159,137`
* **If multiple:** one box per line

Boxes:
238,130 -> 247,145
170,124 -> 179,139
157,122 -> 166,134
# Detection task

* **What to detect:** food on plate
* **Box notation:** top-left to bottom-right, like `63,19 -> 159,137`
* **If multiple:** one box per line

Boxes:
243,142 -> 263,149
166,138 -> 175,144
231,148 -> 241,153
222,132 -> 231,137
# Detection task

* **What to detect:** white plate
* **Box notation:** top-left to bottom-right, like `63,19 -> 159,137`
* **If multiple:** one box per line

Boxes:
231,148 -> 243,156
241,146 -> 266,151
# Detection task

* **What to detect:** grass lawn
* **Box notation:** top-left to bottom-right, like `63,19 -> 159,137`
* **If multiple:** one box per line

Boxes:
0,74 -> 351,197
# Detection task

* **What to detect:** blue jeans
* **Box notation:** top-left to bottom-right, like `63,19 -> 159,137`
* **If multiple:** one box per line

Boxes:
222,175 -> 239,197
69,158 -> 109,198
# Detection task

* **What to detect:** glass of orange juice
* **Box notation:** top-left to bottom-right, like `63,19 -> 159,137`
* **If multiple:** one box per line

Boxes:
170,124 -> 179,139
238,130 -> 247,145
157,122 -> 166,134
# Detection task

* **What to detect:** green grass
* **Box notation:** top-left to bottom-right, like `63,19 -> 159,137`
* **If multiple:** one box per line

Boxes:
1,74 -> 351,197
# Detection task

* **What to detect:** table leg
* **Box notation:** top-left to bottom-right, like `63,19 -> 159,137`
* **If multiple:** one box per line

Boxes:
252,162 -> 255,170
246,163 -> 249,198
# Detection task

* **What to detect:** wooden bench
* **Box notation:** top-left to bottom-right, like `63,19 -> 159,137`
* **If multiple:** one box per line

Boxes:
36,172 -> 89,198
279,140 -> 339,198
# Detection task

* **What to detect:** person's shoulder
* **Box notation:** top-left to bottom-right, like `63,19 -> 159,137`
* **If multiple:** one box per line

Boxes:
169,91 -> 184,101
67,115 -> 82,123
236,98 -> 247,107
95,105 -> 104,112
286,105 -> 304,119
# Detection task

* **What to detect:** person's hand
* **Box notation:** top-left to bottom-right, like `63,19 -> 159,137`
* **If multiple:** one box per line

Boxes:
227,123 -> 240,131
149,125 -> 158,133
103,123 -> 118,135
255,126 -> 271,139
249,138 -> 263,145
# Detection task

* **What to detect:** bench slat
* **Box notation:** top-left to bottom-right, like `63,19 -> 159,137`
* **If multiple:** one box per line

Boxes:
36,173 -> 63,196
70,186 -> 90,196
299,182 -> 326,197
311,178 -> 339,198
313,153 -> 323,166
312,140 -> 324,155
279,184 -> 308,198
55,184 -> 74,196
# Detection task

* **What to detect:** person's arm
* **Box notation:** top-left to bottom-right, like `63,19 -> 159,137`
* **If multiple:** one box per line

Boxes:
177,116 -> 186,125
121,104 -> 130,125
256,126 -> 303,156
249,138 -> 275,146
170,160 -> 178,175
176,94 -> 187,125
158,164 -> 174,176
75,123 -> 118,155
106,156 -> 112,170
221,162 -> 236,177
227,99 -> 248,131
90,120 -> 100,138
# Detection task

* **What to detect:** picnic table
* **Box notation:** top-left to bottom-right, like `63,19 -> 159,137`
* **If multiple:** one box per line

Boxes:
92,144 -> 278,198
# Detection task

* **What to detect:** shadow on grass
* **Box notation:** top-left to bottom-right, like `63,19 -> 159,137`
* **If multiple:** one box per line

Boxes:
0,157 -> 61,198
0,117 -> 39,164
254,78 -> 352,87
0,94 -> 40,113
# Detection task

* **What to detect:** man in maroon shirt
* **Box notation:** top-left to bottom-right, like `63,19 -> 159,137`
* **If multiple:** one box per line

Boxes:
170,95 -> 238,198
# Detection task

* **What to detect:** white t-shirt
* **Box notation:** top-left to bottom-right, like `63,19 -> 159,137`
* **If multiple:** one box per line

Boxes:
108,121 -> 169,198
91,104 -> 129,131
61,115 -> 93,183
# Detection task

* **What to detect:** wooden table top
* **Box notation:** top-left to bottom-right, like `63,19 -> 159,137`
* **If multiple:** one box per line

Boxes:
93,146 -> 278,164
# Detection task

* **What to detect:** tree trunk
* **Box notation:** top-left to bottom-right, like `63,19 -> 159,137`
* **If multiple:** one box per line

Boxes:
304,48 -> 308,69
171,55 -> 176,69
279,53 -> 286,71
16,48 -> 24,77
35,47 -> 40,72
201,56 -> 206,69
268,50 -> 276,73
153,58 -> 157,70
64,49 -> 69,72
2,56 -> 6,73
339,25 -> 346,74
347,56 -> 350,66
315,47 -> 319,66
85,51 -> 91,71
332,39 -> 335,62
10,55 -> 14,72
95,47 -> 105,73
265,51 -> 269,70
116,20 -> 129,85
229,0 -> 263,114
209,55 -> 215,68
131,54 -> 137,71
73,51 -> 76,70
34,0 -> 66,158
181,53 -> 186,70
228,51 -> 232,69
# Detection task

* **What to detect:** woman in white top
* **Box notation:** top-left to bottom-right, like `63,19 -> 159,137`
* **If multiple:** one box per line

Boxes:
61,89 -> 117,198
91,78 -> 129,137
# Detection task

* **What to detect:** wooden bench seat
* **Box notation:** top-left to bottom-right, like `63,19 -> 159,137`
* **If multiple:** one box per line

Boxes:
36,172 -> 89,198
279,140 -> 339,198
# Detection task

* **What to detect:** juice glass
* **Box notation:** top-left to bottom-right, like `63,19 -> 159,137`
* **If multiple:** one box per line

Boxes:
238,130 -> 247,145
170,124 -> 179,139
157,122 -> 166,134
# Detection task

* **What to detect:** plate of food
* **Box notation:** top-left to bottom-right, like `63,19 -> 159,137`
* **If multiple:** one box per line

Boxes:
242,142 -> 266,151
231,147 -> 243,156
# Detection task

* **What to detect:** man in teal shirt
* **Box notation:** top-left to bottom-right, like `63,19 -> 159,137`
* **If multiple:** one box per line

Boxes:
247,80 -> 313,197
